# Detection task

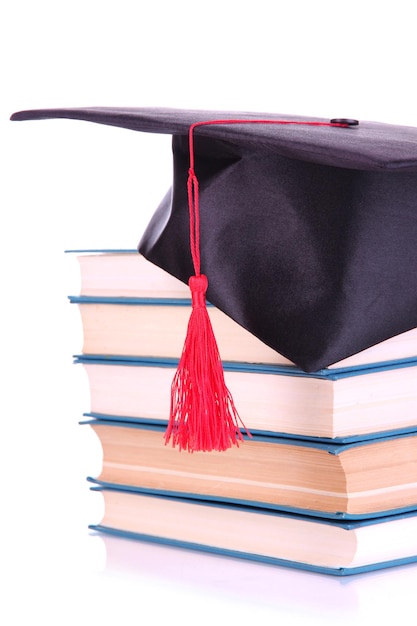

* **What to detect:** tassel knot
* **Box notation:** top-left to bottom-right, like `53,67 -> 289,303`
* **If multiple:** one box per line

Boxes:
189,274 -> 208,308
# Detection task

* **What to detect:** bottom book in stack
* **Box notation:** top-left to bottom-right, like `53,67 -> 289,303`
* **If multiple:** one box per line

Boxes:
86,419 -> 417,576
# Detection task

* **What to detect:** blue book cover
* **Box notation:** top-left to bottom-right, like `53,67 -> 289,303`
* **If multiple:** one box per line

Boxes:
73,349 -> 417,380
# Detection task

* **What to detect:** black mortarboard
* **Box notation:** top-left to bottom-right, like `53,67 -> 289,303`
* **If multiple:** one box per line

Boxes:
11,106 -> 417,449
11,106 -> 417,369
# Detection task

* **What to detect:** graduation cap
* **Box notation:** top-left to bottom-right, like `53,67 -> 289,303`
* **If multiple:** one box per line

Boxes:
11,107 -> 417,451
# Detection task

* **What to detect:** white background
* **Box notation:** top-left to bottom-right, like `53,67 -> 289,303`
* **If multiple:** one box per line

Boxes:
2,1 -> 417,624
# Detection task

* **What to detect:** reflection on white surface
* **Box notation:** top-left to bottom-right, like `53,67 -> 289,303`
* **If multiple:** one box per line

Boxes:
96,530 -> 417,623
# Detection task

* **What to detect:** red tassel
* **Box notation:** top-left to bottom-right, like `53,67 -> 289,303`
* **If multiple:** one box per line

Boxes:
165,118 -> 346,452
165,274 -> 247,452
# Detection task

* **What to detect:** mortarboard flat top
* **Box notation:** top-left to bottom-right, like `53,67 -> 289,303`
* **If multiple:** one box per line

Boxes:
11,107 -> 417,372
11,106 -> 417,170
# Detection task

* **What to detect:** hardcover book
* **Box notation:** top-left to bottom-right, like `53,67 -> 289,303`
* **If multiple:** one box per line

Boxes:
87,419 -> 417,520
77,355 -> 417,442
90,484 -> 417,576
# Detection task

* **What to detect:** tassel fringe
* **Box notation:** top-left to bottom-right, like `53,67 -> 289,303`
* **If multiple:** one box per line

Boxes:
165,275 -> 248,452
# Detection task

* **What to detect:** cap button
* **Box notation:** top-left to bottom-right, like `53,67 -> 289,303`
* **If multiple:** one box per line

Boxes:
330,118 -> 359,126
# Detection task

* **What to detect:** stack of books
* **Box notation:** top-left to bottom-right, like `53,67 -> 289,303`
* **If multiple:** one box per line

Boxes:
69,249 -> 417,576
